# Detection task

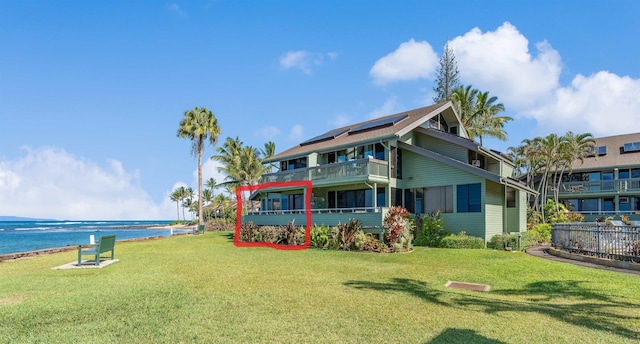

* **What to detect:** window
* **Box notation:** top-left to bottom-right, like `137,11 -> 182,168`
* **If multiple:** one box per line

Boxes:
581,199 -> 598,212
390,147 -> 402,179
506,188 -> 516,208
457,183 -> 481,213
280,157 -> 308,171
335,189 -> 370,208
632,168 -> 640,179
619,169 -> 630,179
602,198 -> 614,212
425,186 -> 453,213
587,146 -> 607,156
623,142 -> 640,153
377,187 -> 386,207
404,189 -> 415,213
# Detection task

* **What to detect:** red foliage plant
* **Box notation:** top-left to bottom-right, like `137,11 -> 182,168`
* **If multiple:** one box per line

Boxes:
384,206 -> 411,245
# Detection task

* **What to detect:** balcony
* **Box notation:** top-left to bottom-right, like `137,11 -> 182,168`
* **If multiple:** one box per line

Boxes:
262,158 -> 389,186
552,178 -> 640,195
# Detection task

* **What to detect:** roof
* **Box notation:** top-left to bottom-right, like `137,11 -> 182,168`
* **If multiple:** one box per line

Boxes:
571,132 -> 640,171
266,102 -> 461,162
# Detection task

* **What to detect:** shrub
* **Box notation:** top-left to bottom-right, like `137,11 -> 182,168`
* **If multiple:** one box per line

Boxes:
240,222 -> 257,242
383,206 -> 414,246
439,231 -> 485,249
363,235 -> 387,252
338,219 -> 362,250
414,211 -> 445,247
354,230 -> 368,251
526,223 -> 552,244
487,234 -> 519,251
310,225 -> 330,249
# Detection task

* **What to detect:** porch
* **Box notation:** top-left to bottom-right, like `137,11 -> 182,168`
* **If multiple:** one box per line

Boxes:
242,206 -> 390,236
552,178 -> 640,195
262,158 -> 389,186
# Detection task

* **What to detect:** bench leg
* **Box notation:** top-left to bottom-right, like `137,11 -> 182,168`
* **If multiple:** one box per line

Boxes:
78,249 -> 82,266
95,253 -> 100,266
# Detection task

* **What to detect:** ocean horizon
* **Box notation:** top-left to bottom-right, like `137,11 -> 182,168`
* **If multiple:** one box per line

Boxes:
0,220 -> 186,255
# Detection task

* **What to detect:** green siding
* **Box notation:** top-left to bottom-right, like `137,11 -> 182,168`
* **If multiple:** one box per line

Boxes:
416,134 -> 468,163
485,180 -> 504,242
401,150 -> 483,188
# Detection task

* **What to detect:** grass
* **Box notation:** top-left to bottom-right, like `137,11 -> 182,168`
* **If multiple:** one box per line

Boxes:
1,232 -> 639,343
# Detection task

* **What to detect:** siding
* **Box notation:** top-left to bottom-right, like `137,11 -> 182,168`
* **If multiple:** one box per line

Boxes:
401,150 -> 484,188
416,134 -> 468,163
485,180 -> 504,241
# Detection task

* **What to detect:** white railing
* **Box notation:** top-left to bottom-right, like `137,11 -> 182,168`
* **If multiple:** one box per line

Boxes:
246,207 -> 382,216
552,178 -> 640,194
262,158 -> 389,184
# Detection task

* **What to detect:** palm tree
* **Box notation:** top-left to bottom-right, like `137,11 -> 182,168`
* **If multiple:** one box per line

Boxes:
450,85 -> 478,132
260,141 -> 277,173
184,187 -> 195,221
174,186 -> 187,221
205,177 -> 218,197
170,189 -> 182,221
177,107 -> 220,227
211,136 -> 244,188
450,86 -> 512,145
471,91 -> 511,145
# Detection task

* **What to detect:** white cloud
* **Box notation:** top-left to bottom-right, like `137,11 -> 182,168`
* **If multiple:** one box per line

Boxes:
194,159 -> 230,192
449,22 -> 562,111
289,124 -> 304,141
528,71 -> 640,136
257,125 -> 281,140
280,50 -> 324,75
330,114 -> 351,127
0,147 -> 174,220
367,96 -> 402,119
369,39 -> 439,85
444,22 -> 640,138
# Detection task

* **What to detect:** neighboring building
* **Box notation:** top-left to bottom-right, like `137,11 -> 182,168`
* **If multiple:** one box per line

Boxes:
554,132 -> 640,221
243,102 -> 535,242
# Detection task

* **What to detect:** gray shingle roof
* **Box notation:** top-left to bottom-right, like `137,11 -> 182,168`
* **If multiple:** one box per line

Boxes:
572,132 -> 640,170
266,102 -> 457,162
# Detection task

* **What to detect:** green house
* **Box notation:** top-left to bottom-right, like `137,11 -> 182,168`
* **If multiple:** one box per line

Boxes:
244,102 -> 535,242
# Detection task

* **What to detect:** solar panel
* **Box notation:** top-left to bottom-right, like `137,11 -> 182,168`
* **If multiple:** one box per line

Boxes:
349,114 -> 408,134
300,128 -> 350,146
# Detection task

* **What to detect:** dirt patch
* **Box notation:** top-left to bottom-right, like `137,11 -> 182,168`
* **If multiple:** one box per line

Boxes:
445,281 -> 491,292
0,295 -> 25,306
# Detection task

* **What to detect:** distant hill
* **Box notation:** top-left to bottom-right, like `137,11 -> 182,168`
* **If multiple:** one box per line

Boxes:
0,216 -> 58,221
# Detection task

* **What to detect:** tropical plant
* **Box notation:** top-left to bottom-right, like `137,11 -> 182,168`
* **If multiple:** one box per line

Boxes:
177,107 -> 220,226
205,177 -> 218,197
415,211 -> 446,247
509,131 -> 595,223
432,42 -> 460,103
260,141 -> 277,173
383,206 -> 413,246
310,225 -> 330,249
450,85 -> 512,145
170,188 -> 182,221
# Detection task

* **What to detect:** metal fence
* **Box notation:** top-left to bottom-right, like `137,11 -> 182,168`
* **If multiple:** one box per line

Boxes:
552,223 -> 640,263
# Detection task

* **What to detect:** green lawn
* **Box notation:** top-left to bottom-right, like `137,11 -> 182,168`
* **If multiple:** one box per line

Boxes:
1,232 -> 638,343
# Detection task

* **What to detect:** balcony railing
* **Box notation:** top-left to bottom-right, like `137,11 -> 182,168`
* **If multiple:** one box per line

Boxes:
552,178 -> 640,194
262,158 -> 389,184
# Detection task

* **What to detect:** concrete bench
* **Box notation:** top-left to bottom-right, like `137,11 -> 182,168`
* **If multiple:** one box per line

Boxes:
77,234 -> 116,266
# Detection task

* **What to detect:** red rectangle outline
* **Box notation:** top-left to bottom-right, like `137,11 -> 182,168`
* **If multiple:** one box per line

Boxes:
234,180 -> 312,250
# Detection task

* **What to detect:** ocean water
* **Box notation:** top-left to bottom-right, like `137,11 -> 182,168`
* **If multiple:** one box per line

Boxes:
0,220 -> 183,255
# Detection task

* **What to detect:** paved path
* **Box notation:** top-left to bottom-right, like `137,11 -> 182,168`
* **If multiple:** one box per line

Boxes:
525,245 -> 640,276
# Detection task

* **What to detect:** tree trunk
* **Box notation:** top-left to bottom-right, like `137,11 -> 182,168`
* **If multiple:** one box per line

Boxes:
198,136 -> 204,226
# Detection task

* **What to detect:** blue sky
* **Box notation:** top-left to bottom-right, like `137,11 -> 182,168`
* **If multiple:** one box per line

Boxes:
1,1 -> 639,220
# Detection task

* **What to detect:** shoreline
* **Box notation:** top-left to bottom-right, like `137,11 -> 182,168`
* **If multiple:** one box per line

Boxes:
0,224 -> 197,262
